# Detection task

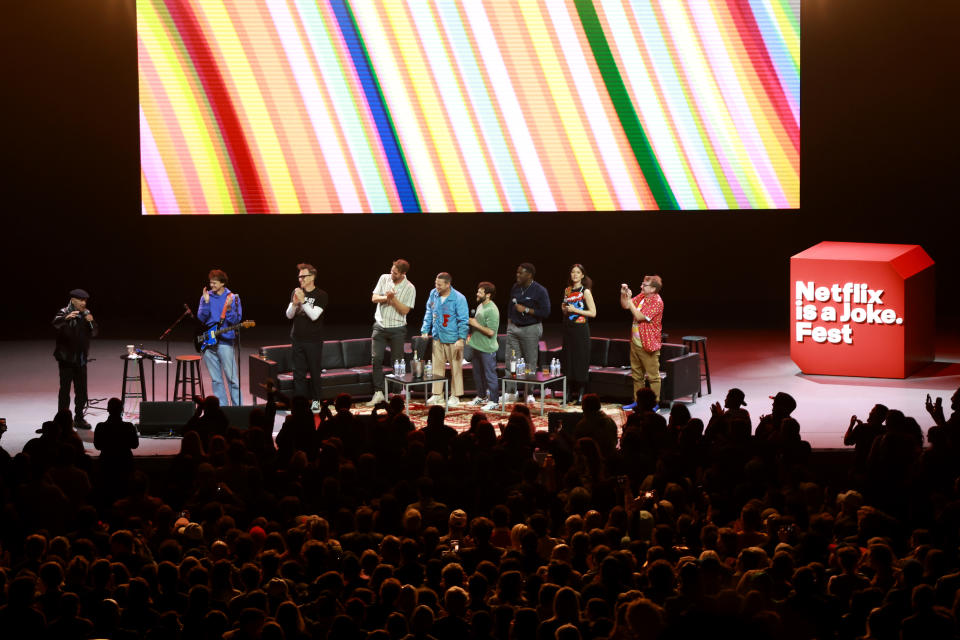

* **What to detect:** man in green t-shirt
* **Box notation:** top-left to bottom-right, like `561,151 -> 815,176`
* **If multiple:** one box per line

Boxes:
468,282 -> 500,411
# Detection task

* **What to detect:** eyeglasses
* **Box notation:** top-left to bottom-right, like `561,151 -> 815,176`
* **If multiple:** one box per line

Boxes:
298,274 -> 312,279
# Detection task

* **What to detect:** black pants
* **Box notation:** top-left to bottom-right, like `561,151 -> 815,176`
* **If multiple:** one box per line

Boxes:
58,361 -> 88,419
292,340 -> 324,401
371,323 -> 406,393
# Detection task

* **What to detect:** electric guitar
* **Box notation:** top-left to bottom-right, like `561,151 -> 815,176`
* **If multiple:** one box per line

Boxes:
194,320 -> 256,353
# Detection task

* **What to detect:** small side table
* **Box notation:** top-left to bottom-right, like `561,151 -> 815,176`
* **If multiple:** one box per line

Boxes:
499,372 -> 566,416
385,373 -> 449,407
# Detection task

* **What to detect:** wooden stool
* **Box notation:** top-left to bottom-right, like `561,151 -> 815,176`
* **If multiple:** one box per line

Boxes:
120,354 -> 147,403
174,355 -> 205,401
681,336 -> 711,396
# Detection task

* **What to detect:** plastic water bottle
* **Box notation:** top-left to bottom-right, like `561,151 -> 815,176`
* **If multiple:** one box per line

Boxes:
518,357 -> 525,376
425,360 -> 433,378
393,360 -> 400,376
400,359 -> 406,375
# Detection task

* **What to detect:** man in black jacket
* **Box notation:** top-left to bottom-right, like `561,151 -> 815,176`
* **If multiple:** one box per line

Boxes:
53,288 -> 98,429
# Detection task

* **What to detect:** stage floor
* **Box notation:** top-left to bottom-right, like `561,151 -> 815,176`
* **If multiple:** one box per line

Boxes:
1,328 -> 958,455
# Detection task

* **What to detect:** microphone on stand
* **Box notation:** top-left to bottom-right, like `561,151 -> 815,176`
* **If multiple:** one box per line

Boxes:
184,304 -> 194,318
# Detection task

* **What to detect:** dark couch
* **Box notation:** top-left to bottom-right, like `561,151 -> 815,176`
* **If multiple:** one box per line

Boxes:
552,337 -> 701,406
249,336 -> 699,406
248,338 -> 407,403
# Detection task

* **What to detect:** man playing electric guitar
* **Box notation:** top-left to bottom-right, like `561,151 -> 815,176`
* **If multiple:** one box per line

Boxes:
197,269 -> 243,406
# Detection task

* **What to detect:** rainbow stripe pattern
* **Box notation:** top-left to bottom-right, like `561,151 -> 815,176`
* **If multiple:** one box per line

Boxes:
139,0 -> 799,214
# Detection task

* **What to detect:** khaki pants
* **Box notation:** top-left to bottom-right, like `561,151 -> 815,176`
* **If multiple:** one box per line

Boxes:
630,340 -> 661,401
432,341 -> 464,397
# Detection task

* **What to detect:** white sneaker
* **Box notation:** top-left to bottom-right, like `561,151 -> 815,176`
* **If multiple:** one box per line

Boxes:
526,394 -> 536,405
502,392 -> 518,404
447,396 -> 460,408
469,397 -> 485,406
482,401 -> 500,412
426,395 -> 444,406
368,391 -> 385,406
311,400 -> 321,413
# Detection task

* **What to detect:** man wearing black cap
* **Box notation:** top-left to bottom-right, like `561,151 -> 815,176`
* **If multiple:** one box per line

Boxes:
705,388 -> 752,445
53,289 -> 98,429
755,391 -> 797,442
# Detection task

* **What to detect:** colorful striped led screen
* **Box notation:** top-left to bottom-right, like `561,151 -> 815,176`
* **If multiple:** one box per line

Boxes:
139,0 -> 799,214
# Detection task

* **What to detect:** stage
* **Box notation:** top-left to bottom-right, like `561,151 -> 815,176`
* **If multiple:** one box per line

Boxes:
1,325 -> 958,456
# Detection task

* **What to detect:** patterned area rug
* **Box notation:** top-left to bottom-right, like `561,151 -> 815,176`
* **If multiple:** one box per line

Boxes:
403,398 -> 628,432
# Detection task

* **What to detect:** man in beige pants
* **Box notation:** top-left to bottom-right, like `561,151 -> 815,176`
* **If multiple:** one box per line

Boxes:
620,275 -> 664,409
420,273 -> 470,408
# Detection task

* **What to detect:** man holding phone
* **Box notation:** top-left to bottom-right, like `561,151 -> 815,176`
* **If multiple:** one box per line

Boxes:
53,288 -> 98,428
620,275 -> 664,408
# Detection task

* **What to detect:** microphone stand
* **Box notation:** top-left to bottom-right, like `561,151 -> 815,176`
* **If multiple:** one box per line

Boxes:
159,306 -> 193,401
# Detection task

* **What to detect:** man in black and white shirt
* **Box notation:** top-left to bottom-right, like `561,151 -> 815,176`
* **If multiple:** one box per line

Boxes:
286,263 -> 328,412
369,259 -> 416,406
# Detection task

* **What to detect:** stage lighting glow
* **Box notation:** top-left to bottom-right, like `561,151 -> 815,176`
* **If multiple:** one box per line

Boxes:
138,0 -> 799,214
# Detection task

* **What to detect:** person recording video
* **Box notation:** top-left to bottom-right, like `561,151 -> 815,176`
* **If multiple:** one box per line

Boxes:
53,288 -> 98,429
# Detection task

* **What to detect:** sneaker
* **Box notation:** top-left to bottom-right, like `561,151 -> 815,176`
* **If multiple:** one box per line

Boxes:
502,392 -> 518,404
525,394 -> 536,405
311,400 -> 321,413
469,397 -> 485,406
482,401 -> 500,412
426,395 -> 444,406
621,401 -> 637,411
447,396 -> 460,408
74,417 -> 91,430
368,391 -> 385,407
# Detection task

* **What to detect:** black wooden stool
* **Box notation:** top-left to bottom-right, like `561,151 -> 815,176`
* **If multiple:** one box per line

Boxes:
173,355 -> 205,401
681,335 -> 711,396
121,354 -> 147,404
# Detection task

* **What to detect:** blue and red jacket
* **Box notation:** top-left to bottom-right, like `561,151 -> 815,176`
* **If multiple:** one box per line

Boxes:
420,287 -> 469,343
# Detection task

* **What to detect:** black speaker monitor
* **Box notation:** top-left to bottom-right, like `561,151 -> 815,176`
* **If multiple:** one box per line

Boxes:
138,401 -> 194,435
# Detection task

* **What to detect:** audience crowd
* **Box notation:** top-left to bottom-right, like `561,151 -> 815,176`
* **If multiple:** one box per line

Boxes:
1,383 -> 959,640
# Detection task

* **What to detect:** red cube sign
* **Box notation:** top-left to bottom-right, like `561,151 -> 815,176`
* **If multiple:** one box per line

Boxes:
790,242 -> 935,378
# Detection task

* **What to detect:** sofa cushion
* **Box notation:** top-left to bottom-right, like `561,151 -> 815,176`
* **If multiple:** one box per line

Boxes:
496,334 -> 508,362
589,367 -> 633,383
321,340 -> 345,369
275,372 -> 297,392
590,338 -> 610,366
661,343 -> 688,361
340,338 -> 372,368
411,336 -> 431,360
606,339 -> 631,367
260,344 -> 293,371
320,368 -> 360,386
350,364 -> 392,384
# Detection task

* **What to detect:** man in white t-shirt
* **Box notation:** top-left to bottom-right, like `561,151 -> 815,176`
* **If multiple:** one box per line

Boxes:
369,259 -> 416,406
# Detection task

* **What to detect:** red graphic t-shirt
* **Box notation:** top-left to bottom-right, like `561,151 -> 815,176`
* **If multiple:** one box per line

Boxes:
631,293 -> 663,352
